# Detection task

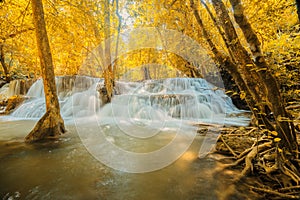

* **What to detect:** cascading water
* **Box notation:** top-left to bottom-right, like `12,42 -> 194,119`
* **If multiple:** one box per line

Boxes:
11,76 -> 101,119
102,78 -> 249,126
0,79 -> 35,99
10,76 -> 249,126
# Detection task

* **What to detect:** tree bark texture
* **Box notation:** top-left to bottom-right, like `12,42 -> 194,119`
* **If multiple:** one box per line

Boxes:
26,0 -> 66,142
191,0 -> 297,152
229,0 -> 297,151
0,43 -> 10,82
103,0 -> 114,103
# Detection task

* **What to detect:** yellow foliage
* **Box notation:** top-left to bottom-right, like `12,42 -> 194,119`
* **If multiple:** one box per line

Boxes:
270,131 -> 278,136
1,0 -> 299,86
274,138 -> 281,142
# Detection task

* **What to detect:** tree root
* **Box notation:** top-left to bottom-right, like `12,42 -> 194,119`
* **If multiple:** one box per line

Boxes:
278,185 -> 300,192
215,127 -> 300,198
249,185 -> 300,199
219,135 -> 238,157
25,110 -> 66,142
234,141 -> 272,182
228,127 -> 257,136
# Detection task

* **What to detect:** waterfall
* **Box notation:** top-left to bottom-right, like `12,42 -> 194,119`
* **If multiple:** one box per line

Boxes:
101,78 -> 248,126
8,80 -> 20,97
0,79 -> 35,99
11,76 -> 101,119
0,83 -> 9,99
10,76 -> 249,126
7,79 -> 35,97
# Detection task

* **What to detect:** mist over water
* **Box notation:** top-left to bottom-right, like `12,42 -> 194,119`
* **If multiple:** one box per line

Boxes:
9,76 -> 249,127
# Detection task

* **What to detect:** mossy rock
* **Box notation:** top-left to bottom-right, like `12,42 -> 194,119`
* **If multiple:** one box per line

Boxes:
5,95 -> 28,114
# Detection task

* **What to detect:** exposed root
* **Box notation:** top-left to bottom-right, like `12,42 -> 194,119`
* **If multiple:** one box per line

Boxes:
219,135 -> 238,157
278,185 -> 300,192
25,110 -> 66,142
213,126 -> 300,198
249,186 -> 300,199
228,127 -> 257,137
241,141 -> 272,175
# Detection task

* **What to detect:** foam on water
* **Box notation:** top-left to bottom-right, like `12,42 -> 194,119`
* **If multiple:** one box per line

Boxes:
11,76 -> 101,119
8,76 -> 249,126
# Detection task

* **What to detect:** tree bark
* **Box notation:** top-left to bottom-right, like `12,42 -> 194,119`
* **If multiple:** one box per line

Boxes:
296,0 -> 300,22
142,66 -> 151,80
190,0 -> 274,130
229,0 -> 297,151
0,43 -> 10,82
25,0 -> 66,142
103,0 -> 114,103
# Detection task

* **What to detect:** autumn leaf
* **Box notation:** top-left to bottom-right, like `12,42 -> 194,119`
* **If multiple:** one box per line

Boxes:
274,138 -> 281,142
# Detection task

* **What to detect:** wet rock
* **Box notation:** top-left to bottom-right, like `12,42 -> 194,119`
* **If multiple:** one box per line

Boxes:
0,80 -> 7,88
5,95 -> 28,114
97,84 -> 110,106
8,79 -> 36,96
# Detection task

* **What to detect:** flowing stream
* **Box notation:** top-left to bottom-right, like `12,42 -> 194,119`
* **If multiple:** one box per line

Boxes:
0,76 -> 252,199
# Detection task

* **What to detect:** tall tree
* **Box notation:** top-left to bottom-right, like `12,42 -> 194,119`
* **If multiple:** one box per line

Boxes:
103,0 -> 114,103
0,43 -> 10,82
189,0 -> 299,182
297,0 -> 300,22
25,0 -> 66,142
228,0 -> 297,151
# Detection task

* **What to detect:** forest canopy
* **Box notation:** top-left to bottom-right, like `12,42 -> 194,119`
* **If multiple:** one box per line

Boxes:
0,0 -> 299,85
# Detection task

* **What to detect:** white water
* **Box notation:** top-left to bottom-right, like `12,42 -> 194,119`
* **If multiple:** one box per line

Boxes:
0,81 -> 20,99
11,76 -> 101,119
8,76 -> 249,126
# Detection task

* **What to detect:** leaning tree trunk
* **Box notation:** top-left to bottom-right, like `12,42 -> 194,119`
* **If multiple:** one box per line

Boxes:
25,0 -> 66,142
229,0 -> 298,152
190,0 -> 274,130
207,0 -> 300,182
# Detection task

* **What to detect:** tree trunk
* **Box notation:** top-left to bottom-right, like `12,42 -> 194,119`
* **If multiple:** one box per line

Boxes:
296,0 -> 300,22
229,0 -> 297,152
0,43 -> 10,82
25,0 -> 66,142
191,0 -> 298,152
142,66 -> 151,80
191,0 -> 300,183
190,0 -> 274,130
103,0 -> 114,103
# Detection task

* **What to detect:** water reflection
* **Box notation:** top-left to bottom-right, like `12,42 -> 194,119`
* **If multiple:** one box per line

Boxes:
0,120 -> 253,200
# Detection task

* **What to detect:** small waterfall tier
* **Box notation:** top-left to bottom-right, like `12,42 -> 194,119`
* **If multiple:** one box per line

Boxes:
11,76 -> 249,126
12,76 -> 101,118
102,78 -> 249,126
0,79 -> 35,99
